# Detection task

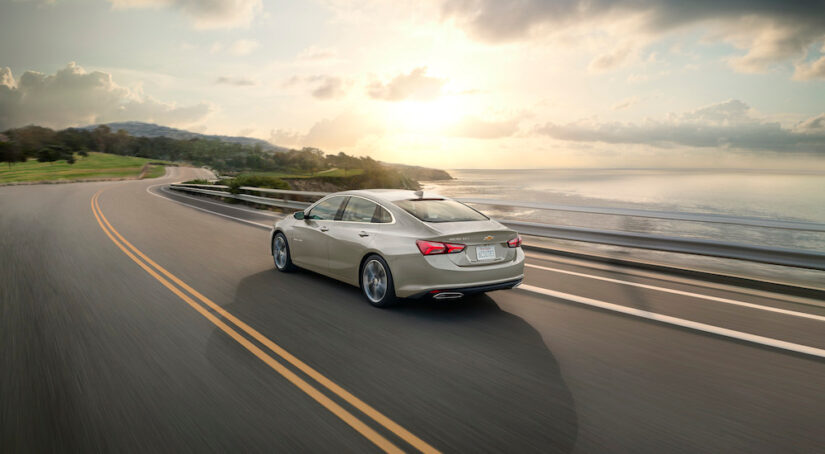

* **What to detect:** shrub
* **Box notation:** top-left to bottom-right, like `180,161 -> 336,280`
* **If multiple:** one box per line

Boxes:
182,179 -> 210,184
36,145 -> 74,164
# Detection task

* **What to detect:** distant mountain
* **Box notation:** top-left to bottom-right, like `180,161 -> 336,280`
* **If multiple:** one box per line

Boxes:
81,121 -> 288,152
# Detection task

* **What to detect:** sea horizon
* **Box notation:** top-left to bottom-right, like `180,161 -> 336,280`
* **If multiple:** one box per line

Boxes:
423,167 -> 825,252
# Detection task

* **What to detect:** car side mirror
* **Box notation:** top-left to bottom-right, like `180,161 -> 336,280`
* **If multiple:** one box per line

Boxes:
294,211 -> 305,220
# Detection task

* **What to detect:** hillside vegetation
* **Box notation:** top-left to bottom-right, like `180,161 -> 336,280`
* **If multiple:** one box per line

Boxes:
0,124 -> 452,190
0,152 -> 165,184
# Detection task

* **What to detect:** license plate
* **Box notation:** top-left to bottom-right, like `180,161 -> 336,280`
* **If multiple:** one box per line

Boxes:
476,245 -> 496,261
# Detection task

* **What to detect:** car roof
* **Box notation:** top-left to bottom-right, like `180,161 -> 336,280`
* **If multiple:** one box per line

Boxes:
334,189 -> 448,203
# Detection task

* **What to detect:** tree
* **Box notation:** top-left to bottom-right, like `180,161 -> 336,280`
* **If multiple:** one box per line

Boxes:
5,126 -> 55,159
0,138 -> 25,168
329,151 -> 360,176
56,128 -> 95,152
92,125 -> 111,152
295,147 -> 325,175
36,145 -> 74,164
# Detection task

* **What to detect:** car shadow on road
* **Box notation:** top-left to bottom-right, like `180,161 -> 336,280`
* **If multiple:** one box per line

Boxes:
206,268 -> 579,453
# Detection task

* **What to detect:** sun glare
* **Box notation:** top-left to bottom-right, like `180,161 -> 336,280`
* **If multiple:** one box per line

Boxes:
387,97 -> 466,134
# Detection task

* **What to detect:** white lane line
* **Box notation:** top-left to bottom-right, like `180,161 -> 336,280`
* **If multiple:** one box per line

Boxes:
145,183 -> 271,229
525,251 -> 825,308
526,263 -> 825,322
519,284 -> 825,359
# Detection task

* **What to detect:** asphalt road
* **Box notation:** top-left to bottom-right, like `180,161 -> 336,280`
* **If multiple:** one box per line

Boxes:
2,167 -> 824,453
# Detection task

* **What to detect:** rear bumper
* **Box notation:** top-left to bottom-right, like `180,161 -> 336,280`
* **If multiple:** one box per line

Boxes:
389,247 -> 526,298
408,278 -> 523,300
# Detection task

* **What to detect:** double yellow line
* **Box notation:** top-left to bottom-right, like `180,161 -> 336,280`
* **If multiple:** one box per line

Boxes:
91,189 -> 439,454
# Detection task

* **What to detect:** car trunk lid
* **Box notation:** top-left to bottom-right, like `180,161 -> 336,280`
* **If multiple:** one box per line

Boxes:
421,220 -> 519,267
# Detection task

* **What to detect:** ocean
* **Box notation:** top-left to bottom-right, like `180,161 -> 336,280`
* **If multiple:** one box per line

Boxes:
422,169 -> 825,252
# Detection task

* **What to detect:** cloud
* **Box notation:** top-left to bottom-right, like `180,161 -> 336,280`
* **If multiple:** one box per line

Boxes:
283,75 -> 349,99
107,0 -> 262,29
267,112 -> 384,150
211,39 -> 259,56
793,55 -> 825,80
723,18 -> 825,73
215,76 -> 256,86
441,0 -> 825,73
795,113 -> 825,133
310,76 -> 346,100
588,42 -> 636,73
297,46 -> 338,61
627,69 -> 672,84
611,96 -> 639,111
269,129 -> 303,147
303,113 -> 384,149
228,39 -> 260,56
367,67 -> 446,101
447,115 -> 519,139
0,62 -> 213,130
537,99 -> 825,153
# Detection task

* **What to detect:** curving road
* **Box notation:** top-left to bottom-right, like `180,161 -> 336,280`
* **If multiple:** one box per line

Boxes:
2,167 -> 824,453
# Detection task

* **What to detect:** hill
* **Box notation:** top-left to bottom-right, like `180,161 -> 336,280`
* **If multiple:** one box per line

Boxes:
81,121 -> 288,152
385,163 -> 452,181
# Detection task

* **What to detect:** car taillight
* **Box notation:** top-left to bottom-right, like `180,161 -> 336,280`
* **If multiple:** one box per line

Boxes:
507,235 -> 522,248
416,240 -> 466,255
445,243 -> 466,253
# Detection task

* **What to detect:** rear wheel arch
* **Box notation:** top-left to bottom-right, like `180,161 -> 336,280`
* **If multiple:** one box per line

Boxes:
359,253 -> 398,307
357,252 -> 376,287
358,251 -> 391,287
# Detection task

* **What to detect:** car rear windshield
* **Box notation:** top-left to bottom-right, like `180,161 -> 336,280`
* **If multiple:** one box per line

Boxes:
393,199 -> 488,223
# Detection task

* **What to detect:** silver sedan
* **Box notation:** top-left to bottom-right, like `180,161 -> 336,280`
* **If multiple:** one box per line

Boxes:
270,189 -> 525,307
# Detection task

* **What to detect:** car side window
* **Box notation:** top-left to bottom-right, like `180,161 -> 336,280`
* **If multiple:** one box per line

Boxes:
372,205 -> 392,223
307,196 -> 345,220
342,197 -> 378,223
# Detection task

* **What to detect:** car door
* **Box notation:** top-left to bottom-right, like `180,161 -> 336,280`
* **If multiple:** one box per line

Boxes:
326,196 -> 392,284
290,196 -> 346,273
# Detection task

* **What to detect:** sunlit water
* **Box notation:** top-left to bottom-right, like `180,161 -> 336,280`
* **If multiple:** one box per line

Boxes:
422,169 -> 825,252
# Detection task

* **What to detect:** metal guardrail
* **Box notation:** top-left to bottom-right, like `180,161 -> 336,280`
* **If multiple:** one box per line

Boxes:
504,221 -> 825,271
168,183 -> 825,271
170,184 -> 315,210
457,198 -> 825,232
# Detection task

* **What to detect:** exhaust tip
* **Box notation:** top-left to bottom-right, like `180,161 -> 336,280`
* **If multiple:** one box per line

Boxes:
433,292 -> 464,300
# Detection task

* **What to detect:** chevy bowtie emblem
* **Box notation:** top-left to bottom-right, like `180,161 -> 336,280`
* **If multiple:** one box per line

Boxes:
484,235 -> 494,241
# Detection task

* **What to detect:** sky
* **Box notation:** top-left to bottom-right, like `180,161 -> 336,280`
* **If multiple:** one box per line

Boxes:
1,0 -> 824,169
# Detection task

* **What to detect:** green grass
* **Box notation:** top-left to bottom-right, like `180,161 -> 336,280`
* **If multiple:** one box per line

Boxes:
0,152 -> 168,183
143,165 -> 167,179
315,168 -> 363,177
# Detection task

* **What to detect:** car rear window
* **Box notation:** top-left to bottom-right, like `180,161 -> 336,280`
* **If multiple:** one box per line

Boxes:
342,197 -> 378,223
393,199 -> 488,223
373,205 -> 392,223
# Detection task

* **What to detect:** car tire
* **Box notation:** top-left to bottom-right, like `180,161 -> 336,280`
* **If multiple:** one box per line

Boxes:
360,254 -> 398,308
272,232 -> 297,272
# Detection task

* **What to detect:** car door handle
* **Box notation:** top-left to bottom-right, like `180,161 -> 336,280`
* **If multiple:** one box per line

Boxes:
319,226 -> 329,232
358,231 -> 369,237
